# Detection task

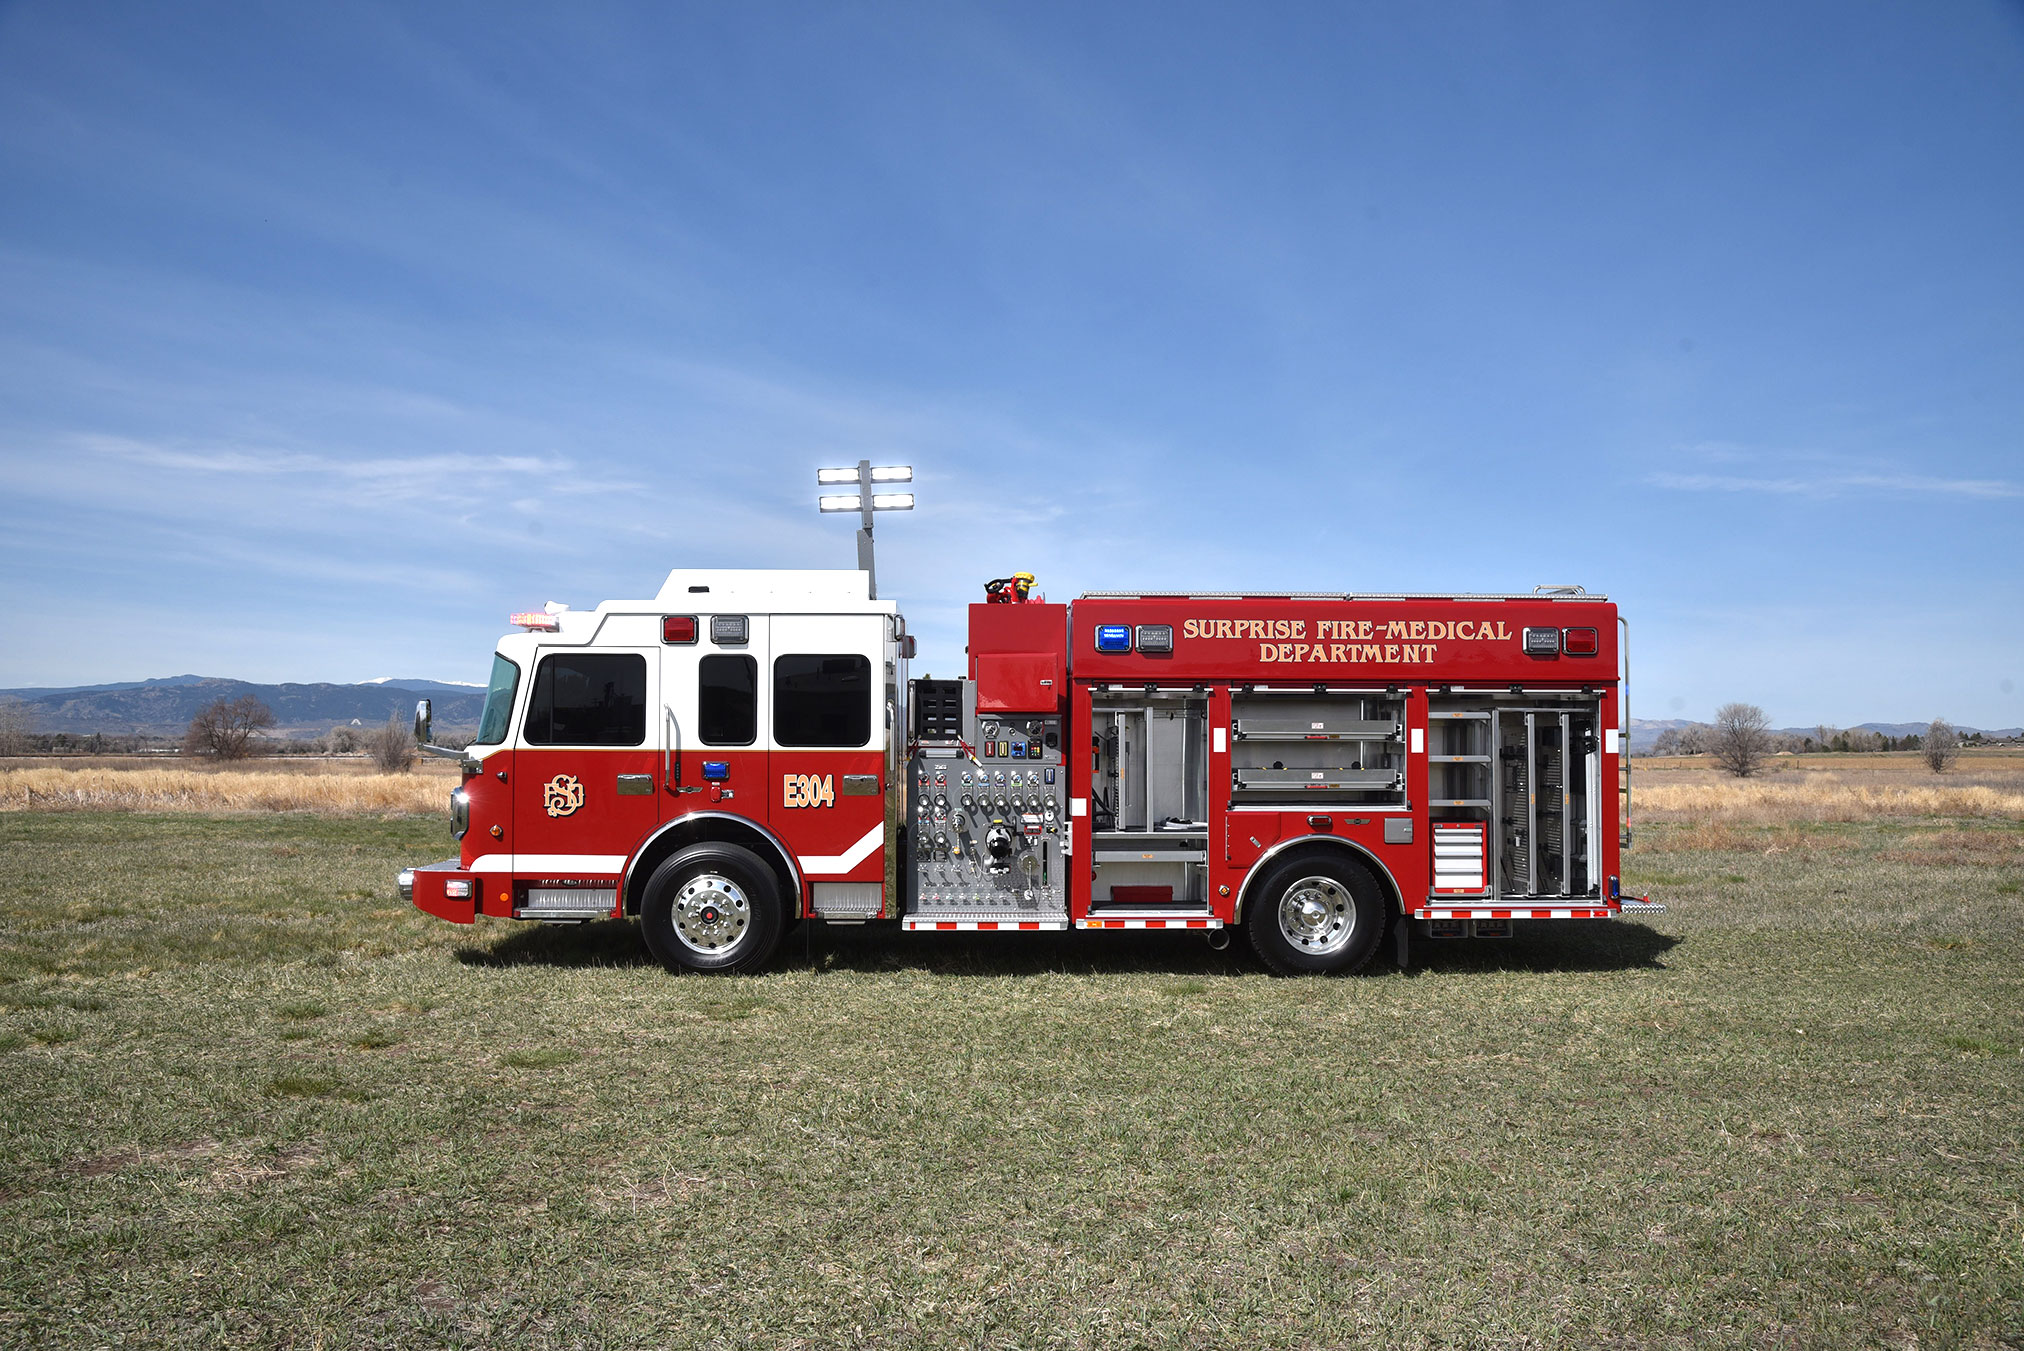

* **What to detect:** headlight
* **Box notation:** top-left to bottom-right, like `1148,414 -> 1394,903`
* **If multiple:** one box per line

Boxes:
450,788 -> 471,840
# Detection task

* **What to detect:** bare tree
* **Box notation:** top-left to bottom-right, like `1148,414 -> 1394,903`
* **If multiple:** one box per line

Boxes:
182,695 -> 275,760
1814,724 -> 1839,753
1675,723 -> 1710,756
1922,718 -> 1960,773
362,714 -> 416,773
1710,702 -> 1772,778
325,725 -> 359,754
1650,728 -> 1681,756
0,698 -> 29,757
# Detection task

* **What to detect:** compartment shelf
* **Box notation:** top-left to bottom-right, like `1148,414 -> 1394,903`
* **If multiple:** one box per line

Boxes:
1232,717 -> 1401,741
1232,768 -> 1403,792
1428,754 -> 1492,763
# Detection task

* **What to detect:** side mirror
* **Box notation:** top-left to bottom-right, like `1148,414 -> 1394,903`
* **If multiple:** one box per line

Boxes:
413,699 -> 433,745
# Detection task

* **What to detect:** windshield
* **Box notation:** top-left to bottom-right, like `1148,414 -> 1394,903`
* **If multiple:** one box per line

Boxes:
471,653 -> 520,746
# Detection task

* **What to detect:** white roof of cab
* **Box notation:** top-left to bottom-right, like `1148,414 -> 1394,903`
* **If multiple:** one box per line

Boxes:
649,568 -> 893,613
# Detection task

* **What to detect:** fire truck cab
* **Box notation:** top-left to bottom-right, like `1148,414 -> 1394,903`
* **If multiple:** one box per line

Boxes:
398,569 -> 1659,975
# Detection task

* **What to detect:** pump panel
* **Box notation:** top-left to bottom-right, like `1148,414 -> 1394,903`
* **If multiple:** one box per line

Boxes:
906,678 -> 1068,920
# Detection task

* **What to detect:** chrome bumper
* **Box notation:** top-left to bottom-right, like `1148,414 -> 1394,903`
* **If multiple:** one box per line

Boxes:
397,858 -> 461,902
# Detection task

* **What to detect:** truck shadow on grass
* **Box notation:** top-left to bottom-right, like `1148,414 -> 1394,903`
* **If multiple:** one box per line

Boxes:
456,919 -> 1677,977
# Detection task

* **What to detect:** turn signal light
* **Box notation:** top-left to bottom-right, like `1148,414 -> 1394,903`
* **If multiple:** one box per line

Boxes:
1563,627 -> 1599,656
663,615 -> 698,644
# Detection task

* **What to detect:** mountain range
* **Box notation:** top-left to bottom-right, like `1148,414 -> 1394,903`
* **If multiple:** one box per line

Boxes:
0,676 -> 485,738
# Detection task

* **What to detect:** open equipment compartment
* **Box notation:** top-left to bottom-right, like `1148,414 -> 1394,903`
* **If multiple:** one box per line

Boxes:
1227,690 -> 1406,806
1495,705 -> 1603,898
1090,687 -> 1209,907
1427,698 -> 1494,897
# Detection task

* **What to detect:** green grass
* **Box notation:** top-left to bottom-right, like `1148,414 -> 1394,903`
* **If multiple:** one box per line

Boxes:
0,811 -> 2020,1347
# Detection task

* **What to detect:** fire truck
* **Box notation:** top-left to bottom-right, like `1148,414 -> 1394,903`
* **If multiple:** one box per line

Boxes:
398,560 -> 1661,975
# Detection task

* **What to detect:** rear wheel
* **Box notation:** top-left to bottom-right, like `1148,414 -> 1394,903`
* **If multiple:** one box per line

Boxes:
1245,853 -> 1387,976
640,843 -> 784,974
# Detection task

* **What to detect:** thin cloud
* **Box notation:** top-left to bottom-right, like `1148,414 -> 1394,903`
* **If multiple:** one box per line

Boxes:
1650,469 -> 2020,500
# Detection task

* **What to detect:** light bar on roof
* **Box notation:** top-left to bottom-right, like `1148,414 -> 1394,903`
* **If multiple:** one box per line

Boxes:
510,612 -> 560,631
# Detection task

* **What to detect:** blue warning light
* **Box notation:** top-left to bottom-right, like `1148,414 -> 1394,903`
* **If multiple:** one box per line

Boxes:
1094,625 -> 1132,653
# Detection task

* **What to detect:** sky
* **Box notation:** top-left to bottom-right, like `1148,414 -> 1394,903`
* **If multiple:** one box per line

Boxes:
1,1 -> 2020,728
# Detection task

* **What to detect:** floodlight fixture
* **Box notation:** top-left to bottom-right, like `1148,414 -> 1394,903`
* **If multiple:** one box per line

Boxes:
814,460 -> 917,598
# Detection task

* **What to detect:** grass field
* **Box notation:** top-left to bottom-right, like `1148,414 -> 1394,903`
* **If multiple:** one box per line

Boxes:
2,799 -> 2021,1346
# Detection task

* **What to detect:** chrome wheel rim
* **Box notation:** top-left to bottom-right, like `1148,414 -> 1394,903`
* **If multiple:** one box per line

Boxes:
671,872 -> 751,955
1277,875 -> 1355,955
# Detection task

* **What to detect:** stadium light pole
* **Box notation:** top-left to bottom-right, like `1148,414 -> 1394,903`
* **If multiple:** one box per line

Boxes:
816,460 -> 913,599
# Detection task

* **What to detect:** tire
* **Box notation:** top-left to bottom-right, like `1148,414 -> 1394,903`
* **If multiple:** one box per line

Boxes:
639,843 -> 785,974
1244,852 -> 1388,976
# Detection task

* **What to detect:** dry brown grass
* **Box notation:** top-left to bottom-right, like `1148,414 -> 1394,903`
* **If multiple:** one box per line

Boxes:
1633,768 -> 2024,823
0,755 -> 458,777
0,768 -> 443,814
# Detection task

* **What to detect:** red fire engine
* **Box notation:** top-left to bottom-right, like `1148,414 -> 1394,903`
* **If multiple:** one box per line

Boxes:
399,568 -> 1660,975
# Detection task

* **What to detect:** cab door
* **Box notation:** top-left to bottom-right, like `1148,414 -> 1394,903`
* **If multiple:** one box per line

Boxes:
769,614 -> 886,892
663,614 -> 770,815
512,647 -> 663,877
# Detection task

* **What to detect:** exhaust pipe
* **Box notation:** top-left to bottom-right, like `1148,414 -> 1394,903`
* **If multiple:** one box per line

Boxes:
1206,929 -> 1230,951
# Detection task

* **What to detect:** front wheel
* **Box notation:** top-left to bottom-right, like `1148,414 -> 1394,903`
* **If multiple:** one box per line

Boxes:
640,843 -> 785,974
1245,853 -> 1387,976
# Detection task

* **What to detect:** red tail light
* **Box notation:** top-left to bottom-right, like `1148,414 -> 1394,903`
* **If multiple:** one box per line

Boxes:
663,615 -> 698,644
1563,627 -> 1599,656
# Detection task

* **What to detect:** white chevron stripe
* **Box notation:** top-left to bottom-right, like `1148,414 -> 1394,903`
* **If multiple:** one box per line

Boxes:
465,854 -> 626,874
797,825 -> 885,876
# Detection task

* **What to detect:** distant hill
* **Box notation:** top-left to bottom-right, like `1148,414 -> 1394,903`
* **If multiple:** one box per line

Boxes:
0,676 -> 486,738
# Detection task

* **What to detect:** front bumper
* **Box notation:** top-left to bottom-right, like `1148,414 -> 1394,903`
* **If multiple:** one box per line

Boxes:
398,859 -> 477,924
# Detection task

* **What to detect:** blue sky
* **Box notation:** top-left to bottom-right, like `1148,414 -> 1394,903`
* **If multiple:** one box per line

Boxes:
1,2 -> 2019,727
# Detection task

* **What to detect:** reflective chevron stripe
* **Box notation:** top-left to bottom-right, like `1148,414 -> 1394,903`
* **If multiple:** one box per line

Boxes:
1077,918 -> 1221,930
1418,907 -> 1613,920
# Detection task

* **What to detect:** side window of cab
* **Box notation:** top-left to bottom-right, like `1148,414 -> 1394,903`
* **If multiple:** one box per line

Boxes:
698,654 -> 757,746
523,653 -> 647,746
774,654 -> 871,747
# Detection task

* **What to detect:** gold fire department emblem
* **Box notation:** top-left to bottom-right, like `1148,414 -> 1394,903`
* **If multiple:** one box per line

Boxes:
542,774 -> 585,818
